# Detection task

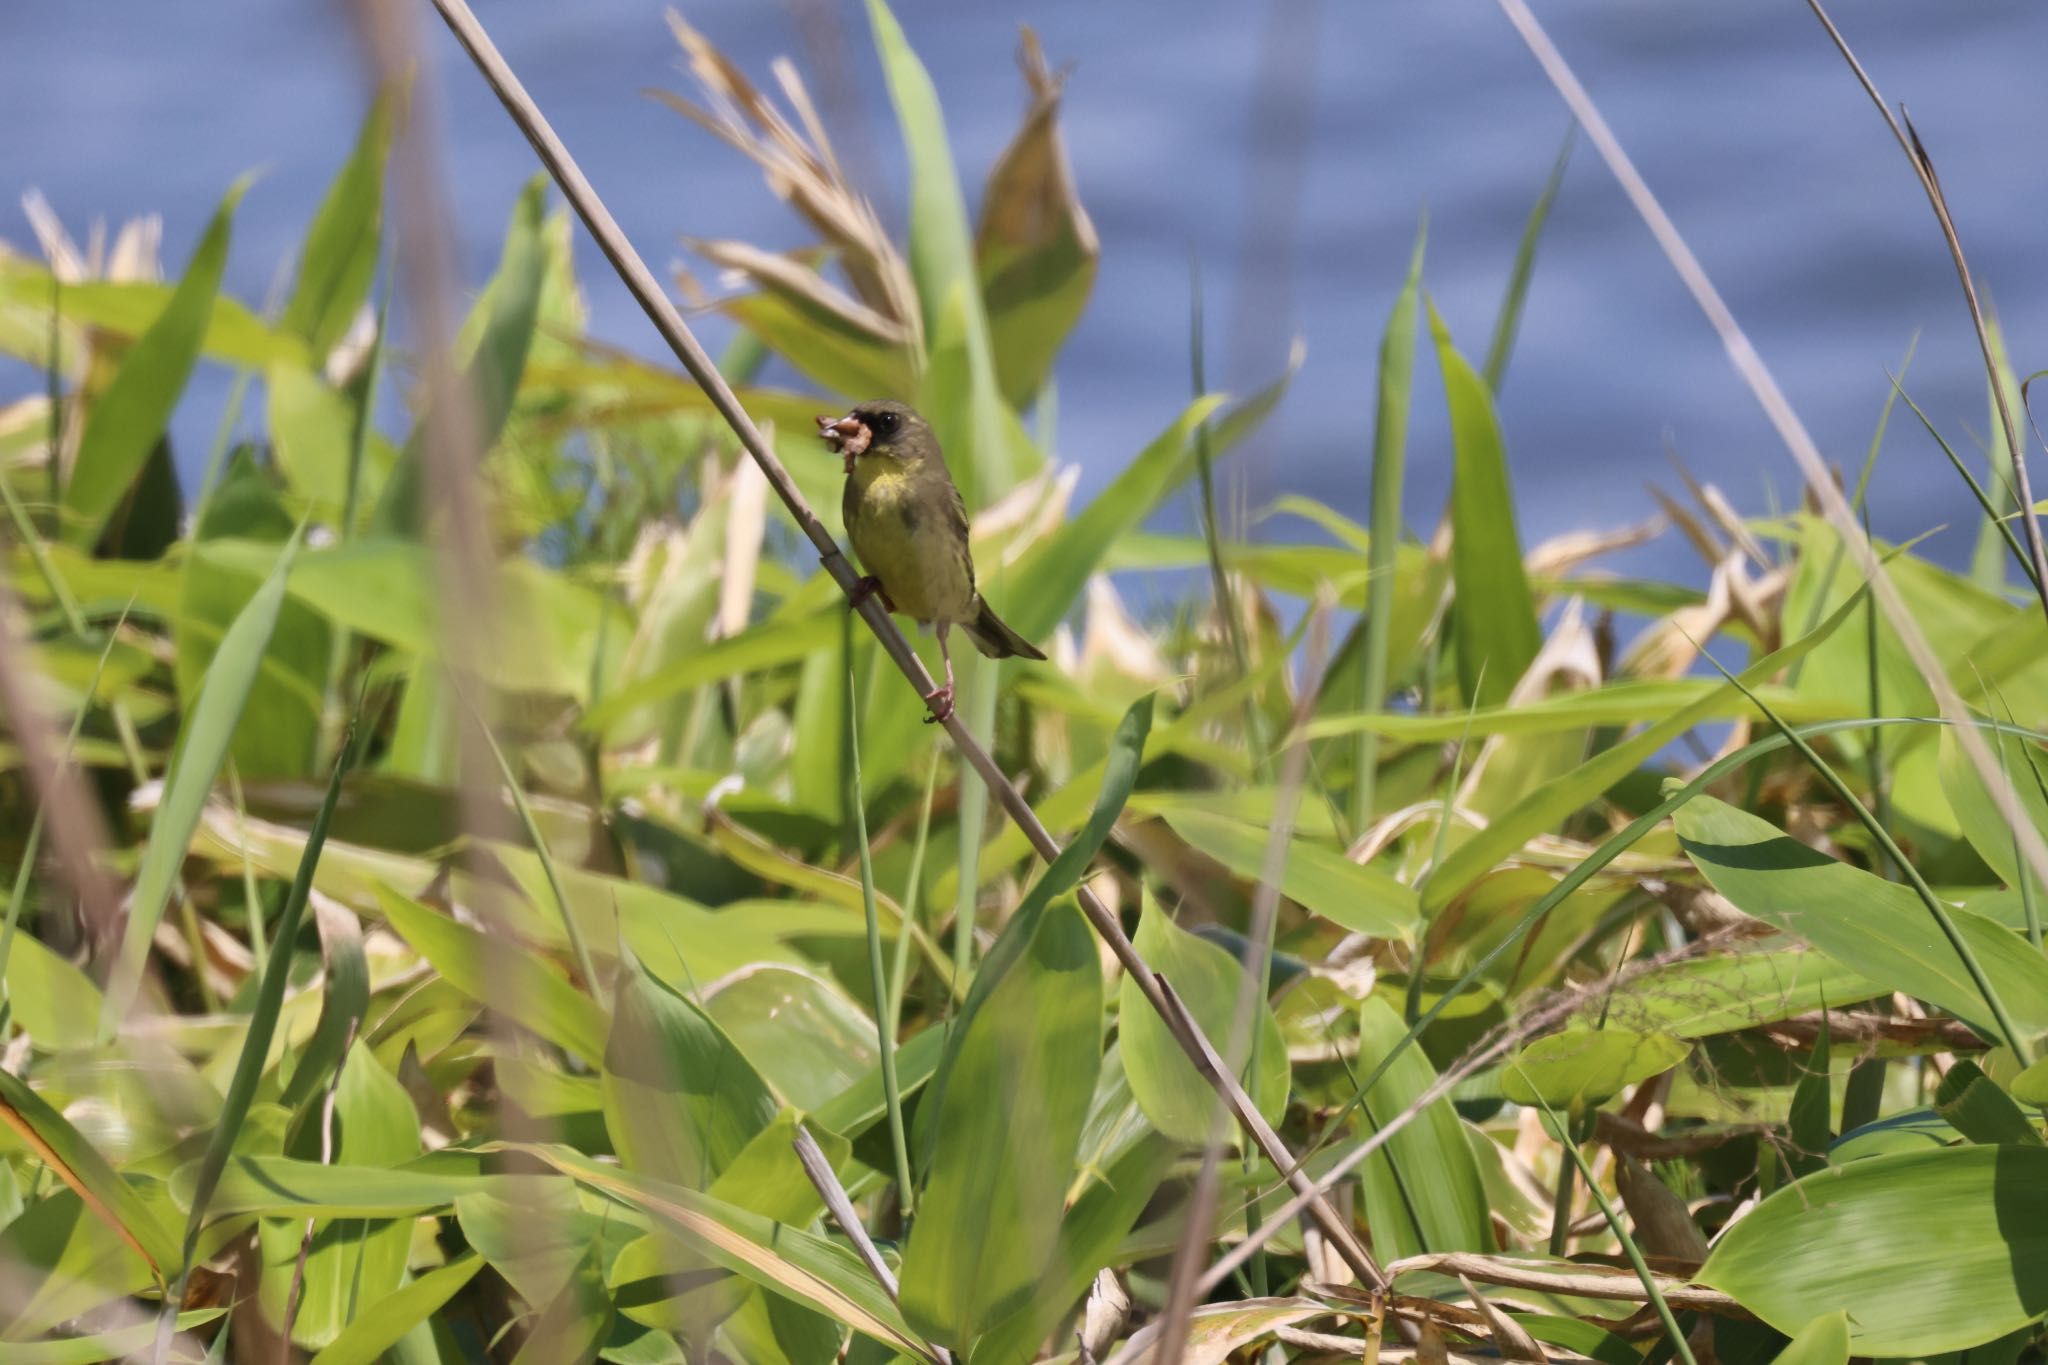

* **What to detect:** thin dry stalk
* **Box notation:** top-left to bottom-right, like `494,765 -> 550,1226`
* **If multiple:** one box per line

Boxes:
1490,0 -> 2048,934
424,0 -> 1385,1291
1801,0 -> 2048,621
0,588 -> 122,955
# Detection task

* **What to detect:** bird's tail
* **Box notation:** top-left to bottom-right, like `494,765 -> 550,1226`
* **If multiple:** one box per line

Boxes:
959,597 -> 1046,661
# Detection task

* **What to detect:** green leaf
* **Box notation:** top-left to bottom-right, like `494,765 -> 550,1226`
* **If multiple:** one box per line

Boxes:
1431,298 -> 1539,708
967,1133 -> 1175,1365
1498,1028 -> 1689,1111
172,1155 -> 484,1217
101,529 -> 301,1038
1,1310 -> 225,1364
1354,218 -> 1426,829
282,91 -> 392,358
0,1070 -> 181,1282
602,953 -> 778,1189
1771,1312 -> 1850,1365
1937,723 -> 2048,892
257,1043 -> 418,1348
1483,127 -> 1572,391
266,363 -> 358,514
917,696 -> 1151,1166
703,966 -> 880,1114
1699,1145 -> 2048,1354
1118,896 -> 1287,1145
527,1144 -> 936,1362
308,1252 -> 483,1365
899,900 -> 1101,1347
1582,948 -> 1884,1038
1424,587 -> 1862,913
374,885 -> 607,1064
1934,1060 -> 2043,1147
1676,795 -> 2048,1039
2013,1057 -> 2048,1107
1353,997 -> 1493,1261
1148,804 -> 1417,939
373,176 -> 549,533
63,178 -> 248,546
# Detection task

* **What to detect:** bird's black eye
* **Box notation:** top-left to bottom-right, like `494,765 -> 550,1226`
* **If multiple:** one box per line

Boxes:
868,410 -> 899,439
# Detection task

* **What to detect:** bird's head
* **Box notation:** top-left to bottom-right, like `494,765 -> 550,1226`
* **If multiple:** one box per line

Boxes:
815,399 -> 933,476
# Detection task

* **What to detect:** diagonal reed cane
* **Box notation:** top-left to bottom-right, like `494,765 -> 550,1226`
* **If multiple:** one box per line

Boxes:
423,0 -> 1386,1293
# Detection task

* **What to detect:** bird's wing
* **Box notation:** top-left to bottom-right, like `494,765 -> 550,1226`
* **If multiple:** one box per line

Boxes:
945,475 -> 975,593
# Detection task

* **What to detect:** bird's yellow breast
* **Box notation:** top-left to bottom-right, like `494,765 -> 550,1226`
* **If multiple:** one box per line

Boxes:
846,458 -> 976,624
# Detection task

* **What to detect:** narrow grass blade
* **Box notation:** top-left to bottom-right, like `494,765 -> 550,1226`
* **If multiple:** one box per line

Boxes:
1483,126 -> 1572,391
843,613 -> 913,1212
160,697 -> 359,1343
1353,218 -> 1425,832
1519,1084 -> 1697,1365
101,530 -> 302,1039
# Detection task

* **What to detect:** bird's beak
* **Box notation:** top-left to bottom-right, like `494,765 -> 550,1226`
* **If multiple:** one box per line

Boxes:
816,413 -> 870,472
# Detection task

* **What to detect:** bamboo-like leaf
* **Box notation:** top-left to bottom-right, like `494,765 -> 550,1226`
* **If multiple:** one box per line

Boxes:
1699,1145 -> 2048,1354
374,885 -> 607,1065
63,179 -> 248,546
1118,896 -> 1287,1145
1353,218 -> 1426,829
1431,298 -> 1540,709
100,529 -> 302,1038
281,91 -> 392,359
899,899 -> 1102,1347
1352,997 -> 1493,1261
1676,795 -> 2048,1040
307,1253 -> 483,1365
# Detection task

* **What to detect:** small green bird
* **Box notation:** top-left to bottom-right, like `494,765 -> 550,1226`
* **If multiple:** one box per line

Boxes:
816,400 -> 1046,723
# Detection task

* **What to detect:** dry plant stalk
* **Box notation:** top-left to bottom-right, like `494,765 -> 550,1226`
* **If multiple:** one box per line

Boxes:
423,0 -> 1385,1293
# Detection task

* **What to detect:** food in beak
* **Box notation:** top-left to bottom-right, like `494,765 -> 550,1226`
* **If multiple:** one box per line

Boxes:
815,413 -> 871,473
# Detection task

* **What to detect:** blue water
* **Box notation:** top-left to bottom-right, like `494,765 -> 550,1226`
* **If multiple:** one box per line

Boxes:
7,1 -> 2047,590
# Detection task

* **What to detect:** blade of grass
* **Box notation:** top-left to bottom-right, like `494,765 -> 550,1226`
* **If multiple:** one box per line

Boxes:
886,756 -> 941,1101
157,692 -> 362,1358
1483,126 -> 1572,392
1889,374 -> 2040,597
1519,1081 -> 1698,1365
843,612 -> 914,1215
1353,218 -> 1425,833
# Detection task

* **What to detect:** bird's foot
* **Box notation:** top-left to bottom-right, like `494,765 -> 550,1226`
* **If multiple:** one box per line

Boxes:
922,682 -> 955,725
848,575 -> 897,614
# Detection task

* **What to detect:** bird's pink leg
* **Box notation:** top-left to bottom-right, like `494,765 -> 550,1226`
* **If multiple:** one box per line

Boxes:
924,624 -> 956,725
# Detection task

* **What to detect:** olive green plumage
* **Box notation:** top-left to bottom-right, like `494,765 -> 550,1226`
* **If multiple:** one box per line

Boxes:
818,399 -> 1044,721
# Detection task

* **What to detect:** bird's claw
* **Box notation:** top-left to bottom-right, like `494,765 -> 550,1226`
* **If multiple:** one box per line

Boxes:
848,575 -> 896,614
922,683 -> 955,725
